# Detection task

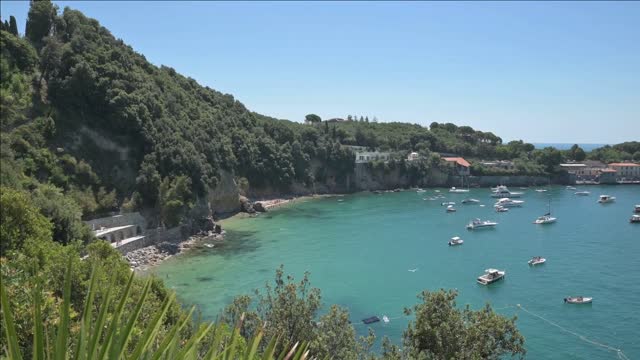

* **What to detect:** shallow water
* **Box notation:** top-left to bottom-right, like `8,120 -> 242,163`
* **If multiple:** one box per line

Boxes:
152,186 -> 640,359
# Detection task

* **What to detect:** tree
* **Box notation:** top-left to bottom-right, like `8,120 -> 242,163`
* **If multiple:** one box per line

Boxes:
0,187 -> 52,256
25,0 -> 57,46
9,15 -> 19,36
305,114 -> 321,124
402,289 -> 526,359
574,147 -> 586,161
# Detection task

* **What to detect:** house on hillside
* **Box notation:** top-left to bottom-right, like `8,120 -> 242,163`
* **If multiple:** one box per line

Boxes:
407,152 -> 420,161
443,157 -> 470,176
480,160 -> 515,171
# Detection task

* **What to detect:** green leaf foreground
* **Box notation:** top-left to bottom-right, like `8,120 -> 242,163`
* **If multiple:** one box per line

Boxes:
0,262 -> 315,360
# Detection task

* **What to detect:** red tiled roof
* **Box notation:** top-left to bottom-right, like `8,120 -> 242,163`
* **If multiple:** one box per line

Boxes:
443,157 -> 470,167
608,163 -> 640,167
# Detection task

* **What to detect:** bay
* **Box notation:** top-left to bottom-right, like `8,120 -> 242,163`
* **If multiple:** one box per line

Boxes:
152,185 -> 640,359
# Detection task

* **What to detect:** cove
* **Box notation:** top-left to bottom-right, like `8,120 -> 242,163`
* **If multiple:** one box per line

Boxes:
151,186 -> 640,359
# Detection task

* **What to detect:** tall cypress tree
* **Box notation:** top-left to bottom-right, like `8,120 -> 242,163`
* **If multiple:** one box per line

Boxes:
9,15 -> 19,35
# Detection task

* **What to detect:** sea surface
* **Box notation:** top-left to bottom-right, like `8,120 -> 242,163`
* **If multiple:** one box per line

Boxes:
532,143 -> 608,152
152,186 -> 640,359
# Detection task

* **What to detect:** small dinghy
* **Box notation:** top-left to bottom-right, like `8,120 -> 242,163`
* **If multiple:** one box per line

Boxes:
446,205 -> 457,213
441,201 -> 456,206
382,315 -> 390,323
362,316 -> 380,324
535,189 -> 547,193
528,256 -> 546,266
495,205 -> 509,213
448,236 -> 464,246
574,191 -> 590,196
564,296 -> 592,304
462,198 -> 480,204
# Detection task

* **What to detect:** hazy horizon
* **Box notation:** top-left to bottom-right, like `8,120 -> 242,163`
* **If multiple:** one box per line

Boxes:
2,1 -> 638,144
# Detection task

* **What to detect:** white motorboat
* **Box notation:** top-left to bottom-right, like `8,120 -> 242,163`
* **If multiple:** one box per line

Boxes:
494,198 -> 524,208
382,315 -> 390,323
534,198 -> 557,224
416,189 -> 426,193
566,186 -> 577,190
528,256 -> 546,266
441,201 -> 456,206
534,189 -> 548,193
446,205 -> 456,213
448,236 -> 464,246
574,191 -> 590,196
462,198 -> 480,204
449,187 -> 469,193
477,269 -> 505,285
491,186 -> 524,198
495,205 -> 509,213
598,195 -> 616,203
630,215 -> 640,223
634,205 -> 640,213
466,218 -> 498,230
564,296 -> 592,304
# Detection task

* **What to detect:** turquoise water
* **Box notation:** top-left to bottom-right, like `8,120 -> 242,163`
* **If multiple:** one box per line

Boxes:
152,186 -> 640,359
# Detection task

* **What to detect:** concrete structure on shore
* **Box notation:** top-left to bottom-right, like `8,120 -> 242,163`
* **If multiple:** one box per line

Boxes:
85,212 -> 186,255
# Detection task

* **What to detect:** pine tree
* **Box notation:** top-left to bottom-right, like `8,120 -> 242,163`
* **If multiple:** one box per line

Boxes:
359,116 -> 364,122
365,116 -> 369,123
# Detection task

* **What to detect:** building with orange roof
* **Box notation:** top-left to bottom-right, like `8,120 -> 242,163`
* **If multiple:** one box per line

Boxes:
443,157 -> 470,176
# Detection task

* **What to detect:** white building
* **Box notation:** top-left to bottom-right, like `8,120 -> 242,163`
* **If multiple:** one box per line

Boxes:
608,163 -> 640,178
355,150 -> 391,163
407,152 -> 419,161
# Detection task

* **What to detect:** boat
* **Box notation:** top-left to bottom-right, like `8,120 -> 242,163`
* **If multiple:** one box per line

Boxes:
362,316 -> 380,324
574,191 -> 590,196
448,236 -> 464,246
494,198 -> 525,208
528,256 -> 546,265
441,201 -> 456,206
534,198 -> 557,224
566,186 -> 577,190
449,187 -> 469,193
634,205 -> 640,213
416,188 -> 426,193
564,296 -> 592,304
491,186 -> 524,198
462,198 -> 480,204
466,218 -> 498,230
598,195 -> 616,203
382,315 -> 390,323
446,205 -> 456,213
477,268 -> 505,285
534,189 -> 548,193
495,205 -> 509,213
631,215 -> 640,223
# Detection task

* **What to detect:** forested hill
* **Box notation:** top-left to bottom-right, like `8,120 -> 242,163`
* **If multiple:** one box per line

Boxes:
2,2 -> 637,227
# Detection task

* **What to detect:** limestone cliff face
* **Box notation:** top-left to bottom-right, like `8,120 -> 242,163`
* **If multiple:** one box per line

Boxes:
206,170 -> 241,214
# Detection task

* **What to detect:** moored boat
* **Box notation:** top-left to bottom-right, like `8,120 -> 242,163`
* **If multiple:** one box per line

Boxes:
466,218 -> 498,230
494,198 -> 524,208
566,186 -> 577,190
449,187 -> 469,193
446,205 -> 456,213
598,195 -> 616,203
495,205 -> 509,213
477,268 -> 505,285
528,256 -> 546,265
534,214 -> 557,224
491,186 -> 524,198
462,198 -> 480,204
635,205 -> 640,213
564,296 -> 592,304
574,191 -> 590,196
631,215 -> 640,223
535,189 -> 548,193
441,201 -> 455,206
448,236 -> 464,246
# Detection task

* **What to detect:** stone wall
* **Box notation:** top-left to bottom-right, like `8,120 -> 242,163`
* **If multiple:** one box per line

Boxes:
115,226 -> 186,254
459,175 -> 551,187
85,212 -> 147,232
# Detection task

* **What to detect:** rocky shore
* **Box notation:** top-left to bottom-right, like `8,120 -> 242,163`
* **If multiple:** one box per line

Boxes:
125,230 -> 224,272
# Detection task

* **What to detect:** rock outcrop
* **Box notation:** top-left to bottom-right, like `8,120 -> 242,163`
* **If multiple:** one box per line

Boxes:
239,196 -> 256,214
207,170 -> 241,214
253,202 -> 267,212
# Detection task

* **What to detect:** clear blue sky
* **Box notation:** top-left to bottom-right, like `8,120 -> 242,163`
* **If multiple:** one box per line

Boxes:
2,1 -> 639,143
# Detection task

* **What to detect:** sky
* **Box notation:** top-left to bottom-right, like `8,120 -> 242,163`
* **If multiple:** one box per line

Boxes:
2,1 -> 639,143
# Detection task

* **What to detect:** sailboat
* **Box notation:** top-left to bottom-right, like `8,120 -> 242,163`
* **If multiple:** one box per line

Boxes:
534,198 -> 557,224
450,176 -> 470,193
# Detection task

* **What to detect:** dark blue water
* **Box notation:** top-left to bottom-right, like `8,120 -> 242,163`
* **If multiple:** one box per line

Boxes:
532,143 -> 608,152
